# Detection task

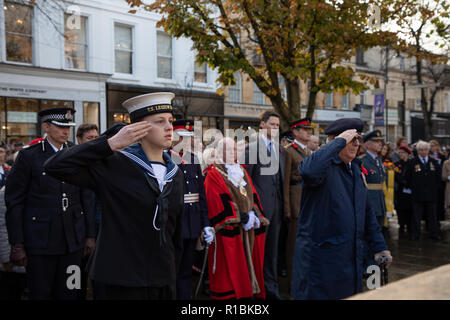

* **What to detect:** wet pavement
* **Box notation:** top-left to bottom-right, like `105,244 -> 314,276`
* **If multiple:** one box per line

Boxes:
377,217 -> 450,283
278,216 -> 450,299
192,216 -> 450,300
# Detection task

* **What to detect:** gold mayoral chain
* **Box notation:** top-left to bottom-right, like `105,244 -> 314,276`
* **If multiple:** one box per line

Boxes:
215,166 -> 247,197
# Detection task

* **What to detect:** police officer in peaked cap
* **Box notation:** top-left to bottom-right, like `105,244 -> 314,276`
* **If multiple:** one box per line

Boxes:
5,107 -> 96,300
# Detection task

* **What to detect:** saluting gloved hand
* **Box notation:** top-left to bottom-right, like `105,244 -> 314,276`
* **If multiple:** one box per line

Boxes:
203,227 -> 215,245
10,244 -> 27,267
243,211 -> 257,231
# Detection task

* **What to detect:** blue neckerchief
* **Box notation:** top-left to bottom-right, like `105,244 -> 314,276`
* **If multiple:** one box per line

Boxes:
119,143 -> 178,181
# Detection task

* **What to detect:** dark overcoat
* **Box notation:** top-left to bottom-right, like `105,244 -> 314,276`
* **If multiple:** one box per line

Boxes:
291,138 -> 387,300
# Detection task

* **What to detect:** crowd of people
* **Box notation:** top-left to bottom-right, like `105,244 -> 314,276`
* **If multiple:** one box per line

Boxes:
0,91 -> 448,301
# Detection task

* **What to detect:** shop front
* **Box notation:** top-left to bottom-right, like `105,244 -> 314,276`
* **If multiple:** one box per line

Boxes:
107,83 -> 224,131
0,63 -> 110,145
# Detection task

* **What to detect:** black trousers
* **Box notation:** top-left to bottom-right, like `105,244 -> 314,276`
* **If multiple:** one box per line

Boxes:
263,198 -> 282,298
411,201 -> 439,238
176,238 -> 197,300
397,209 -> 412,230
26,250 -> 83,300
104,284 -> 174,300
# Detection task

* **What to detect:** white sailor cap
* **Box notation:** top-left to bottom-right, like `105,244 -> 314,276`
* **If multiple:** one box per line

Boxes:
122,92 -> 175,122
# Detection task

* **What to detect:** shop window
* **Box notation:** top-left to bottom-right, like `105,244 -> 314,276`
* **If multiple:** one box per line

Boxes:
83,102 -> 99,127
6,97 -> 39,144
114,24 -> 133,74
109,111 -> 130,126
64,14 -> 87,70
157,31 -> 172,79
4,2 -> 33,63
0,98 -> 6,144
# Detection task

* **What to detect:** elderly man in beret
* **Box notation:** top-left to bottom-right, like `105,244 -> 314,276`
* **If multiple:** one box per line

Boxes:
291,118 -> 392,300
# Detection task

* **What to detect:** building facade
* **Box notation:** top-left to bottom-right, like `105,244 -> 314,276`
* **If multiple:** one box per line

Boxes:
222,46 -> 450,145
0,0 -> 222,144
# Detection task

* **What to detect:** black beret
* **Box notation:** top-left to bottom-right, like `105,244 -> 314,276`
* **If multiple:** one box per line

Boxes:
324,118 -> 364,136
363,129 -> 384,143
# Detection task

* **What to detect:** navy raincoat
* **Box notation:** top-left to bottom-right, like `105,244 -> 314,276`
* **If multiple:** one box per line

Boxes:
291,138 -> 387,300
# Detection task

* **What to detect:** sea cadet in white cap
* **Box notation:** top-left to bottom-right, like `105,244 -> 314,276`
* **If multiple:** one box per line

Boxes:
44,92 -> 185,300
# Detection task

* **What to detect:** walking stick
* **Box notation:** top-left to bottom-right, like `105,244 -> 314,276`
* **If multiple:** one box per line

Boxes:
194,243 -> 209,298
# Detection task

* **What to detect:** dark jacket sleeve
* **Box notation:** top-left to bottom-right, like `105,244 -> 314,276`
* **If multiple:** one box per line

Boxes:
5,150 -> 32,245
364,197 -> 388,254
43,136 -> 114,191
299,138 -> 346,187
80,188 -> 96,238
403,159 -> 413,187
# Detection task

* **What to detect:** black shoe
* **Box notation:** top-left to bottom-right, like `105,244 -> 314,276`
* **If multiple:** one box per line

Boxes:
430,235 -> 443,241
410,235 -> 420,241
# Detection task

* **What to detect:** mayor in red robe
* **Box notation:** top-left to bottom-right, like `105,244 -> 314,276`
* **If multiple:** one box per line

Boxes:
203,137 -> 269,300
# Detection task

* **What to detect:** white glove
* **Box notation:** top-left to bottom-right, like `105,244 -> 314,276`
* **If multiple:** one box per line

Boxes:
253,211 -> 261,229
203,227 -> 215,245
243,211 -> 257,231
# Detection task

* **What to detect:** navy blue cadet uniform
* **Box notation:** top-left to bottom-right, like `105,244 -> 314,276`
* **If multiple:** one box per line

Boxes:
5,108 -> 95,300
291,119 -> 388,300
172,120 -> 210,299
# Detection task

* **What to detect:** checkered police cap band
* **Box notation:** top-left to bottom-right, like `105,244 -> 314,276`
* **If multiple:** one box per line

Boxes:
41,113 -> 72,122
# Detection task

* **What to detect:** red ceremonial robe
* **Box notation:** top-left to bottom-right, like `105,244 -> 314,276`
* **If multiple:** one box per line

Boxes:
204,164 -> 268,300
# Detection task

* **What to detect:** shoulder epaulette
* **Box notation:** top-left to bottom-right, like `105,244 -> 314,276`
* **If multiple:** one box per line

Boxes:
283,143 -> 293,150
358,154 -> 367,159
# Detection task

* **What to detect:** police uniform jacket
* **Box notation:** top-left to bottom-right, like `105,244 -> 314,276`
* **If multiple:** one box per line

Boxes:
5,140 -> 96,255
179,152 -> 209,239
404,156 -> 441,203
291,138 -> 387,300
43,136 -> 184,288
359,152 -> 386,217
283,141 -> 308,219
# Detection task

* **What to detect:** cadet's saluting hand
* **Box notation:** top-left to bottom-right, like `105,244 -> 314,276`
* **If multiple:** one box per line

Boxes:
107,121 -> 152,151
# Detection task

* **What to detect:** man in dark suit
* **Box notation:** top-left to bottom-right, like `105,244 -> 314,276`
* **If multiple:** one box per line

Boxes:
5,108 -> 96,300
245,111 -> 285,300
405,140 -> 442,241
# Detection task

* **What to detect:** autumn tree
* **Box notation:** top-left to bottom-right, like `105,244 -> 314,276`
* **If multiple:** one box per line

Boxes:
391,0 -> 450,139
126,0 -> 400,128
